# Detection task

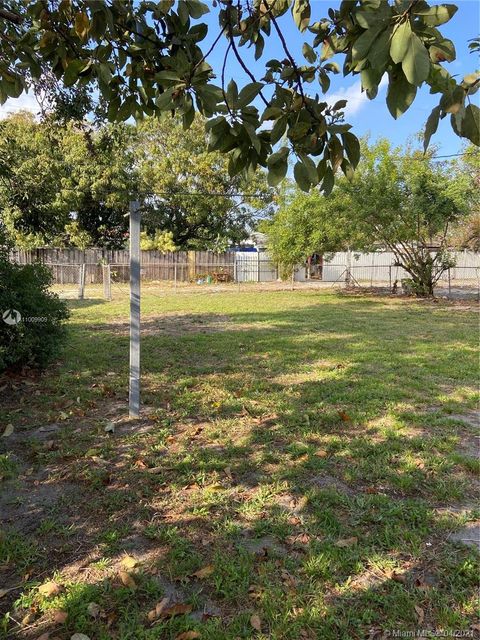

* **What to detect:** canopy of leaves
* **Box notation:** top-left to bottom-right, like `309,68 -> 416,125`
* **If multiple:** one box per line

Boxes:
137,116 -> 273,249
264,138 -> 472,293
0,0 -> 477,194
0,112 -> 272,249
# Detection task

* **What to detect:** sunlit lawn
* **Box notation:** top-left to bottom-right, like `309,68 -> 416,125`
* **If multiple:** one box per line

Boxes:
1,289 -> 478,639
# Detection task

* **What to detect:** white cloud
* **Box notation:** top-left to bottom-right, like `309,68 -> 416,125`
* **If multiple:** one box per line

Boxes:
0,92 -> 39,120
327,75 -> 387,117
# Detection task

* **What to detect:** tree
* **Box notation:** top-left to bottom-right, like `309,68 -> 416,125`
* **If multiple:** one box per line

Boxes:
0,112 -> 69,247
265,139 -> 469,295
447,146 -> 480,250
137,116 -> 273,248
0,114 -> 137,248
261,183 -> 367,275
0,0 -> 478,196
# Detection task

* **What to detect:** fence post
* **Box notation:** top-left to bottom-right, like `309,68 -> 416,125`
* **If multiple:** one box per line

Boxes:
291,267 -> 295,291
79,263 -> 86,299
103,264 -> 111,300
448,267 -> 451,297
389,265 -> 392,290
129,201 -> 141,419
174,262 -> 177,292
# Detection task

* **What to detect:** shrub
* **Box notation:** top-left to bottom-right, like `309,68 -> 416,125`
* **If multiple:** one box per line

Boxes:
0,256 -> 69,371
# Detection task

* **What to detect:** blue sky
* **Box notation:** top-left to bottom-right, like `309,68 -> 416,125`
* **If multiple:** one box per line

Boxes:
1,0 -> 478,156
200,0 -> 480,156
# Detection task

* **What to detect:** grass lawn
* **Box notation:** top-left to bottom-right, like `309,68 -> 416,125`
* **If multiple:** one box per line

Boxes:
0,289 -> 479,639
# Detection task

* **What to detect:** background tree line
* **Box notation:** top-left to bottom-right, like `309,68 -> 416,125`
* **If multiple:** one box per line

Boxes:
0,112 -> 273,250
263,139 -> 479,295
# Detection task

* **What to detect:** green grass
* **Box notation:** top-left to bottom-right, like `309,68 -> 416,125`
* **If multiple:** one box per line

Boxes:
0,289 -> 478,639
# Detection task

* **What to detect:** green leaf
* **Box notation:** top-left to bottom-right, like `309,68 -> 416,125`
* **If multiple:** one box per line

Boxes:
439,84 -> 465,114
414,4 -> 458,26
423,105 -> 441,151
402,33 -> 430,85
302,43 -> 316,63
270,115 -> 287,144
429,39 -> 456,63
341,132 -> 360,168
298,153 -> 318,183
292,0 -> 311,32
461,104 -> 480,146
237,82 -> 264,108
267,146 -> 289,186
155,88 -> 174,110
390,20 -> 412,64
63,59 -> 84,87
328,135 -> 343,172
352,25 -> 384,62
368,28 -> 392,70
294,161 -> 312,191
386,71 -> 417,118
226,79 -> 238,108
321,166 -> 334,195
186,0 -> 210,19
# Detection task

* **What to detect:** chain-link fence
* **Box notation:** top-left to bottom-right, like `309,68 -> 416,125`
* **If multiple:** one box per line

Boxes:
13,251 -> 480,300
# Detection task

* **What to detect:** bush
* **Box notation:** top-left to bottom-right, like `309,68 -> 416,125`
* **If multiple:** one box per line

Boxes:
0,256 -> 69,371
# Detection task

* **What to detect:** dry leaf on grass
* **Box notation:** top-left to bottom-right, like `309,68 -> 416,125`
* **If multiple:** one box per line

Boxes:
335,536 -> 358,548
175,632 -> 201,640
87,602 -> 101,618
118,571 -> 137,589
147,597 -> 170,621
2,423 -> 14,437
314,449 -> 328,458
159,602 -> 193,619
38,581 -> 61,597
52,610 -> 68,623
191,564 -> 214,579
71,634 -> 91,640
390,571 -> 406,584
250,614 -> 262,631
414,605 -> 425,624
36,633 -> 51,640
121,555 -> 137,569
337,410 -> 351,422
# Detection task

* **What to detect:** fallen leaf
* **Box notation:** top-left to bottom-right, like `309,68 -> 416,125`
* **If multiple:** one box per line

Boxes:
148,596 -> 170,620
250,614 -> 262,631
337,410 -> 351,422
159,602 -> 192,618
52,610 -> 68,624
224,466 -> 233,479
175,632 -> 201,640
2,423 -> 14,437
335,536 -> 358,548
414,604 -> 424,624
104,421 -> 115,433
285,532 -> 311,547
391,571 -> 406,584
22,612 -> 35,625
314,449 -> 328,458
37,633 -> 51,640
118,571 -> 137,589
414,577 -> 431,592
38,581 -> 61,597
134,459 -> 147,469
71,634 -> 91,640
191,564 -> 214,579
87,602 -> 101,618
121,555 -> 137,569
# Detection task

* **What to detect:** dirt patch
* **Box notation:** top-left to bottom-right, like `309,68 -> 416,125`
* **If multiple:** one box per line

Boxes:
310,474 -> 357,496
449,522 -> 480,551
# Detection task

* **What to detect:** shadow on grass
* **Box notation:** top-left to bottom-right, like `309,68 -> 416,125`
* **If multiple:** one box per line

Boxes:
1,296 -> 478,638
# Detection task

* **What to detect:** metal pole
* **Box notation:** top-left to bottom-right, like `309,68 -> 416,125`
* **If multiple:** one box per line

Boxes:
129,201 -> 141,418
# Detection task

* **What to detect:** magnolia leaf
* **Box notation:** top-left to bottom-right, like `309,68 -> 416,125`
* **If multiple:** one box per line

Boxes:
121,555 -> 137,569
423,105 -> 441,151
118,571 -> 137,589
342,132 -> 360,168
71,635 -> 91,640
321,166 -> 334,195
352,24 -> 384,62
461,104 -> 480,146
302,42 -> 316,63
53,609 -> 68,623
2,423 -> 14,437
237,82 -> 264,108
38,581 -> 61,597
74,12 -> 90,39
267,147 -> 289,187
159,602 -> 193,618
294,161 -> 312,192
386,71 -> 417,118
175,632 -> 201,640
191,564 -> 214,579
402,33 -> 430,86
292,0 -> 311,32
414,4 -> 457,26
390,20 -> 412,64
335,536 -> 358,547
250,614 -> 262,631
87,602 -> 101,618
